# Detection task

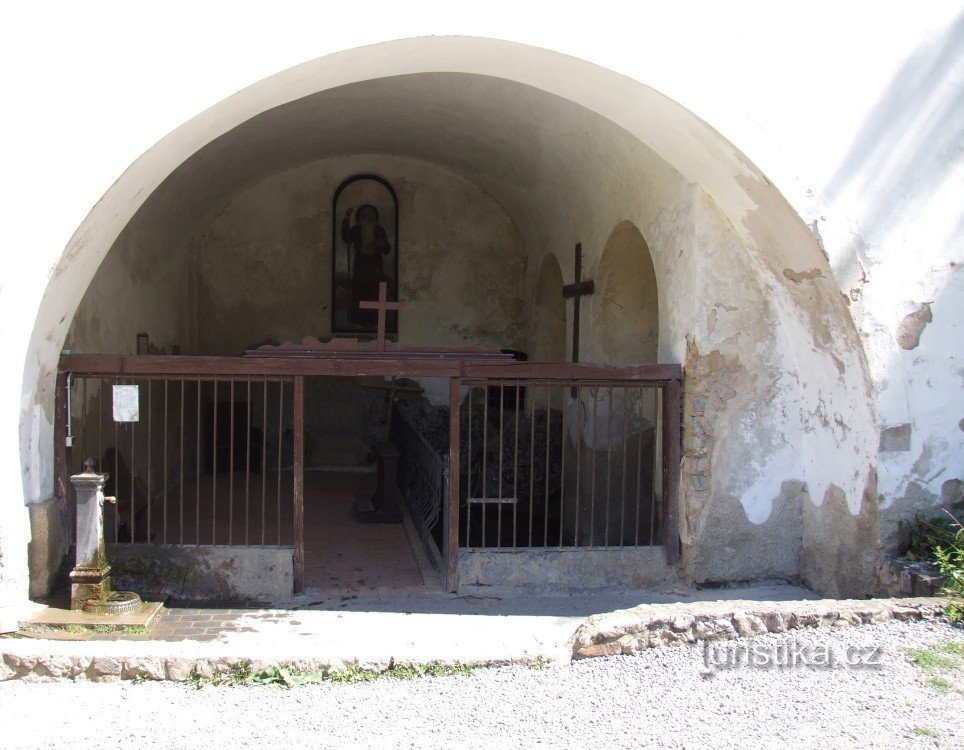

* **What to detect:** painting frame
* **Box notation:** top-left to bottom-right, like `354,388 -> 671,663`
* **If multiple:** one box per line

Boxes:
330,174 -> 400,337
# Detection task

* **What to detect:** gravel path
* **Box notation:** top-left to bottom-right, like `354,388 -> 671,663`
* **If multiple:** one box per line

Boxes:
2,619 -> 961,749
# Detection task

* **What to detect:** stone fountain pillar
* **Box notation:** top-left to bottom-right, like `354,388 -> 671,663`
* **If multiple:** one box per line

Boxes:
69,459 -> 141,614
69,462 -> 110,609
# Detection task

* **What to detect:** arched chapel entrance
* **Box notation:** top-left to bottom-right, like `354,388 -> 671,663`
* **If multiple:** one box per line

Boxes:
17,37 -> 878,603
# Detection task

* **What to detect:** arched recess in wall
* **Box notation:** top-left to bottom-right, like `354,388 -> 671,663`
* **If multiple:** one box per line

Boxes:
589,221 -> 658,365
529,254 -> 567,363
15,36 -> 879,600
582,221 -> 659,483
331,174 -> 400,335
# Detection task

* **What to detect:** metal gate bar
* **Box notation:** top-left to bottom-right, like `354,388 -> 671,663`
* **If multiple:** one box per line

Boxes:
454,378 -> 679,559
396,373 -> 682,591
62,375 -> 299,573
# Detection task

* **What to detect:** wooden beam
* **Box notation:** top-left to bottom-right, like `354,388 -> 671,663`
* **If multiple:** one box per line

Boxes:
61,354 -> 462,378
562,243 -> 594,370
54,372 -> 71,528
461,362 -> 682,381
661,378 -> 682,564
445,377 -> 461,592
59,354 -> 683,383
292,376 -> 305,594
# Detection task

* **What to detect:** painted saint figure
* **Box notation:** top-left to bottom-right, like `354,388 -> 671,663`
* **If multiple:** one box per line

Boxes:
341,203 -> 393,329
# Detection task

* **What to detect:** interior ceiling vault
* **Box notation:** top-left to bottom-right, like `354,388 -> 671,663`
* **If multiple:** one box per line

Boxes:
141,72 -> 671,251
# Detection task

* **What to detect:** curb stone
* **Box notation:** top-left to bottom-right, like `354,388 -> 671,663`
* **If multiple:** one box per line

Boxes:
569,596 -> 948,659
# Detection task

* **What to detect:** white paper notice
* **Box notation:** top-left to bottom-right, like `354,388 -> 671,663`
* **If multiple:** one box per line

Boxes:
112,385 -> 140,422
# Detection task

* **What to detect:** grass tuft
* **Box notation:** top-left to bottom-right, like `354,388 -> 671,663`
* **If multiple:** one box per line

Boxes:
907,640 -> 964,695
186,660 -> 491,689
926,676 -> 955,694
935,641 -> 964,657
907,648 -> 958,672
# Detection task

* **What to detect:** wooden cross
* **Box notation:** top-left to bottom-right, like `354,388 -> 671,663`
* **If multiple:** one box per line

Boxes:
359,281 -> 405,352
562,243 -> 594,365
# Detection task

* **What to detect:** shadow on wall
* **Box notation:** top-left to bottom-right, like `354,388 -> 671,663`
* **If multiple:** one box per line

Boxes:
821,10 -> 964,577
825,10 -> 964,243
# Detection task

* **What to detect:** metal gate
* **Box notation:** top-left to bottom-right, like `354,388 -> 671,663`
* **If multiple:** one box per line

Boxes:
57,370 -> 304,589
58,355 -> 682,594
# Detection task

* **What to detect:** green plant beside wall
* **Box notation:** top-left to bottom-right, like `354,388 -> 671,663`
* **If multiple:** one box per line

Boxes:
933,514 -> 963,623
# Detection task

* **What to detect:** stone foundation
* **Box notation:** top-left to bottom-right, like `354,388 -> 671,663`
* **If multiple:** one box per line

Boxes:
875,555 -> 944,598
458,546 -> 681,591
571,596 -> 947,659
68,565 -> 111,610
107,544 -> 293,603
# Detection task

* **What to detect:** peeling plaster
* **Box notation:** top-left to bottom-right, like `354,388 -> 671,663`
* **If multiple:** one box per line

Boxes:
879,423 -> 912,453
896,302 -> 932,350
802,472 -> 879,598
942,478 -> 962,506
782,267 -> 824,284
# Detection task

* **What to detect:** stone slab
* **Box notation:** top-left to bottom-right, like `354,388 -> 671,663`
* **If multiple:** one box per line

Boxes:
23,601 -> 164,628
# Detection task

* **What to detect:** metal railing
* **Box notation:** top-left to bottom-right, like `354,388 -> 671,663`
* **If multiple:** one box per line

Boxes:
444,371 -> 681,587
63,375 -> 296,548
392,401 -> 446,574
58,355 -> 682,594
459,380 -> 664,549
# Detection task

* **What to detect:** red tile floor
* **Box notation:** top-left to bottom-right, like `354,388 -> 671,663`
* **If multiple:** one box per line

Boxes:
302,471 -> 434,597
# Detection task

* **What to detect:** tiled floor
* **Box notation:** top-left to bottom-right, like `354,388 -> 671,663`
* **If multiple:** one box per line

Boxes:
302,471 -> 432,596
148,608 -> 263,641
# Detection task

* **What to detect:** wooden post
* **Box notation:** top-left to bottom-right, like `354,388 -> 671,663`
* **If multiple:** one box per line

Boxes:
445,377 -> 461,592
293,376 -> 305,593
661,378 -> 682,564
562,243 -> 595,366
54,372 -> 72,533
563,244 -> 595,397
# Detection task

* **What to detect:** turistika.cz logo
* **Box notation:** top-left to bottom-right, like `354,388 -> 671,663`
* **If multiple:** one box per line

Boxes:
701,639 -> 885,675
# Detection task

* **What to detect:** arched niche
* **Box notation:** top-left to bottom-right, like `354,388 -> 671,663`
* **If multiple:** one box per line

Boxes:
13,37 -> 879,601
529,254 -> 567,363
590,221 -> 658,364
331,174 -> 399,335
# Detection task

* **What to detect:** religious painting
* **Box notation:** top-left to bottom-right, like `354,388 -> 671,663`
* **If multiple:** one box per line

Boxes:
331,175 -> 399,335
